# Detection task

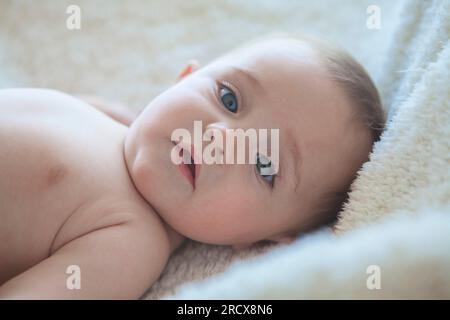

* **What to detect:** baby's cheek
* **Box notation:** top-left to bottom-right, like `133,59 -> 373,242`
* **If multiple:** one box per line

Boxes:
210,188 -> 262,221
187,187 -> 266,243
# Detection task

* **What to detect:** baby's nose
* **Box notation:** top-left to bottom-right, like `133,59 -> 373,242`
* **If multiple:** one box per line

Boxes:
205,122 -> 228,141
204,122 -> 236,164
204,122 -> 257,165
204,121 -> 226,148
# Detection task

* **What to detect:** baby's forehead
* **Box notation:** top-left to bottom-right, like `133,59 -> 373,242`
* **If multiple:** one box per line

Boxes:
203,38 -> 343,121
215,41 -> 353,123
211,39 -> 325,87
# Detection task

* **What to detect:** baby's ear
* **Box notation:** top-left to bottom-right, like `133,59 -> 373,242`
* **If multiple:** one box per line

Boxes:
176,59 -> 200,82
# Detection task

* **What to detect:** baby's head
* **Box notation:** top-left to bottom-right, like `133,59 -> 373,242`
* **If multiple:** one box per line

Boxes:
124,34 -> 385,248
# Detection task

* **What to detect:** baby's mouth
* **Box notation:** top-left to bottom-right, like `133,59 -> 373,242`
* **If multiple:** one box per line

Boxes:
175,143 -> 199,188
181,148 -> 196,182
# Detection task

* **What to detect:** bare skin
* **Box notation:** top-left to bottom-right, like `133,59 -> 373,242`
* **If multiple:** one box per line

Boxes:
0,38 -> 373,299
0,89 -> 184,299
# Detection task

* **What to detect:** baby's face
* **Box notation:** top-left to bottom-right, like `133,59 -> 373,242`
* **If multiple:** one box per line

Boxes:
125,39 -> 373,246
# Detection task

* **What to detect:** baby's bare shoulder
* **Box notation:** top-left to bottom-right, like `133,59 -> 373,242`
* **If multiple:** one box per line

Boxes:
123,206 -> 173,254
65,208 -> 173,298
91,207 -> 172,267
0,208 -> 172,299
53,197 -> 172,256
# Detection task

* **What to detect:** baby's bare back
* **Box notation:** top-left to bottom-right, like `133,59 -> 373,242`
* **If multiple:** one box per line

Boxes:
0,89 -> 173,298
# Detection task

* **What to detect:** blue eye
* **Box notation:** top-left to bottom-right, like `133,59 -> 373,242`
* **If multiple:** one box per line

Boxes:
219,85 -> 238,113
256,153 -> 275,187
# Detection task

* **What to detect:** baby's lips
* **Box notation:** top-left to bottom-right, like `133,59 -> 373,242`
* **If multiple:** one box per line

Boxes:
182,141 -> 202,185
190,143 -> 203,165
171,139 -> 203,186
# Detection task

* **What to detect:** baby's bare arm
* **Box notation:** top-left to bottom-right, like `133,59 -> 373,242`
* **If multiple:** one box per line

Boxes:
0,218 -> 170,299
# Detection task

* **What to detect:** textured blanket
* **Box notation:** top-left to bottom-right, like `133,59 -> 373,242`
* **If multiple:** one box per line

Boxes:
0,0 -> 448,299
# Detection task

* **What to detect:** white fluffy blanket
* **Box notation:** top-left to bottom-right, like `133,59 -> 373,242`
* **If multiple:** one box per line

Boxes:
1,0 -> 448,299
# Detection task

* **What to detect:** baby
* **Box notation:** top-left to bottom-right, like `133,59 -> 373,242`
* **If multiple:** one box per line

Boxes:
0,34 -> 385,299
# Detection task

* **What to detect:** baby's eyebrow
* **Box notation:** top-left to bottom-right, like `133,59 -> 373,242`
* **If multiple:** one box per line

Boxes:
230,66 -> 264,92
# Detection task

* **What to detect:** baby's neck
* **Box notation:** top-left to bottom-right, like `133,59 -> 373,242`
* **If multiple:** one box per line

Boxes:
122,131 -> 186,253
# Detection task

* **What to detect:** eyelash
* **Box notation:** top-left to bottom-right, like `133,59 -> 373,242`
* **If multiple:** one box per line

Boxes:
255,153 -> 276,189
216,80 -> 241,114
